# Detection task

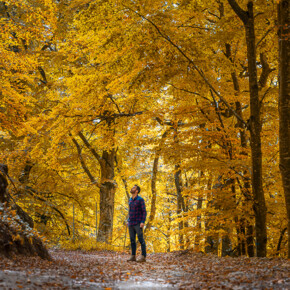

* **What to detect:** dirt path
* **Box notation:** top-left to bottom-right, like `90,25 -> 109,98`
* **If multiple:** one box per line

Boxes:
0,250 -> 289,289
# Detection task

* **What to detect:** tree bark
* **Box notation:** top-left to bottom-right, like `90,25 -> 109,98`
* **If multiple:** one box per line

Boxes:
228,0 -> 267,257
78,132 -> 116,243
175,165 -> 184,250
278,0 -> 290,259
145,130 -> 168,235
97,150 -> 116,243
0,164 -> 8,204
144,154 -> 159,235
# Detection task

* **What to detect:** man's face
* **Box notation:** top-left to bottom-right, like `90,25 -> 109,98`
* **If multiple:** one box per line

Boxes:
130,186 -> 137,194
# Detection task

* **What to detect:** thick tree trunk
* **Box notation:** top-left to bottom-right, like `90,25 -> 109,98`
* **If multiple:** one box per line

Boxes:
245,174 -> 255,257
246,3 -> 267,257
228,0 -> 267,257
97,150 -> 116,243
78,132 -> 117,243
278,0 -> 290,259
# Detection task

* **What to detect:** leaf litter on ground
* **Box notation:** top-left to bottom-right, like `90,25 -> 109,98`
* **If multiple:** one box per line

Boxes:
0,250 -> 289,289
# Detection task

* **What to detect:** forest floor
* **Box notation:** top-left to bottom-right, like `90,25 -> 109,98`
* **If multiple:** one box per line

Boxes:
0,249 -> 289,289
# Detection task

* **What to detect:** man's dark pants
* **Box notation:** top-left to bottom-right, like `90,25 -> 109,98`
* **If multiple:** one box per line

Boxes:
129,224 -> 146,257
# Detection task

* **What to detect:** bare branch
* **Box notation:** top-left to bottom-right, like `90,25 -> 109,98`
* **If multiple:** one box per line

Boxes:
108,95 -> 121,114
123,5 -> 246,126
78,131 -> 102,163
256,27 -> 274,48
71,135 -> 100,186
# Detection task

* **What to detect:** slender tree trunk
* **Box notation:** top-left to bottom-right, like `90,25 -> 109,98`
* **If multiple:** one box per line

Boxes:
175,165 -> 184,249
205,176 -> 218,255
195,171 -> 204,250
225,43 -> 249,257
145,130 -> 168,235
173,126 -> 186,250
276,227 -> 287,256
167,197 -> 172,252
278,0 -> 290,259
144,154 -> 159,235
237,218 -> 246,256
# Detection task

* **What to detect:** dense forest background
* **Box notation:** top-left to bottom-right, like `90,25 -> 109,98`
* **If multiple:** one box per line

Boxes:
0,0 -> 289,259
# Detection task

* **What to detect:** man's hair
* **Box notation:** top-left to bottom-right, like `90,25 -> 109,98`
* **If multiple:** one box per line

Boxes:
135,185 -> 141,193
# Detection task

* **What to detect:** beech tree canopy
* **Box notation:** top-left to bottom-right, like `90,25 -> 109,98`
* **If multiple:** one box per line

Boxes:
0,0 -> 289,258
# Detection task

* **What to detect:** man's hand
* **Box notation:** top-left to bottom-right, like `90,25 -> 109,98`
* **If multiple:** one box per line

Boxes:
140,223 -> 144,228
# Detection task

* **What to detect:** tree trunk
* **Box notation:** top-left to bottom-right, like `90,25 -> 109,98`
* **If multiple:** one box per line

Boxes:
97,150 -> 116,243
145,130 -> 168,235
144,155 -> 158,235
0,164 -> 8,204
245,2 -> 267,257
195,171 -> 204,250
276,227 -> 287,255
195,185 -> 203,251
228,0 -> 267,257
225,43 -> 251,257
278,0 -> 290,259
175,165 -> 184,250
166,197 -> 172,252
78,132 -> 117,243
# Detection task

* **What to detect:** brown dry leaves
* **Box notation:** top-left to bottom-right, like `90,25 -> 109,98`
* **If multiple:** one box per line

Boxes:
0,250 -> 289,289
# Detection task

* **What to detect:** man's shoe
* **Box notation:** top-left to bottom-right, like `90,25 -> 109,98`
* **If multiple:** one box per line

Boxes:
137,255 -> 146,263
127,255 -> 136,262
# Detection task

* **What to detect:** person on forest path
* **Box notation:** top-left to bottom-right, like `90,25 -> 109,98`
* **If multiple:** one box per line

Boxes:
127,185 -> 147,262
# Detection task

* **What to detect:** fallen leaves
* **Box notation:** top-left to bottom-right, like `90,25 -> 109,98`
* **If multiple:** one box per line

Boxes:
0,250 -> 289,289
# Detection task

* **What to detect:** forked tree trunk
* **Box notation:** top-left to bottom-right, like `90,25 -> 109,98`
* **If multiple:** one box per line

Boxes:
278,0 -> 290,259
78,132 -> 117,243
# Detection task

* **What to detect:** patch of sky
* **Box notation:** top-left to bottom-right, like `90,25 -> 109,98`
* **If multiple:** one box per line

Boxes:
93,118 -> 101,124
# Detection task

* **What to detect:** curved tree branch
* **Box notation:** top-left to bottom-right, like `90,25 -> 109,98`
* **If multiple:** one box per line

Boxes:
123,4 -> 246,127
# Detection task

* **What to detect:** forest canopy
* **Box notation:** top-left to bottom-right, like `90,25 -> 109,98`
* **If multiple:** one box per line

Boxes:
0,0 -> 289,258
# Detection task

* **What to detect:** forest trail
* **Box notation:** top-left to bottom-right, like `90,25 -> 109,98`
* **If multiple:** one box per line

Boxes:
0,250 -> 289,289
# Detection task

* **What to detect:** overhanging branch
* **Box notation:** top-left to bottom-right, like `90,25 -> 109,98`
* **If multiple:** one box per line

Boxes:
123,4 -> 246,127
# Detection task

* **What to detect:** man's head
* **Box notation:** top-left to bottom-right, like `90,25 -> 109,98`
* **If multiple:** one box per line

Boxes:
130,185 -> 141,195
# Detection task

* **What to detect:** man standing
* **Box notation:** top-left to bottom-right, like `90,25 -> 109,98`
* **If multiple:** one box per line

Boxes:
127,185 -> 147,262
